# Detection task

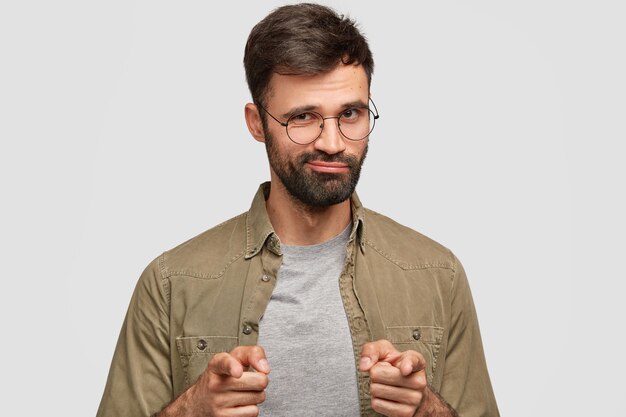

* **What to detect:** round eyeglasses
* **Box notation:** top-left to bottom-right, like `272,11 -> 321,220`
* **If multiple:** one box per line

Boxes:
259,99 -> 379,145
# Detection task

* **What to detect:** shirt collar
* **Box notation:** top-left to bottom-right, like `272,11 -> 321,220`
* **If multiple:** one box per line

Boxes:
245,182 -> 366,259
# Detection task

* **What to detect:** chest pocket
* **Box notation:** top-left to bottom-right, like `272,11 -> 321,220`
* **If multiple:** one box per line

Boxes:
385,326 -> 444,385
176,336 -> 238,388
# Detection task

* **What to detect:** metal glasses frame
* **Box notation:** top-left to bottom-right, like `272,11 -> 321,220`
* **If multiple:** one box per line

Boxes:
258,98 -> 380,145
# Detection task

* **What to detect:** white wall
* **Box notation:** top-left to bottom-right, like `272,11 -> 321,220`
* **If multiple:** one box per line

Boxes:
1,1 -> 624,415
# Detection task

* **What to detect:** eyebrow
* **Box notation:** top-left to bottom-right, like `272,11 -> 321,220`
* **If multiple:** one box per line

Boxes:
280,100 -> 369,119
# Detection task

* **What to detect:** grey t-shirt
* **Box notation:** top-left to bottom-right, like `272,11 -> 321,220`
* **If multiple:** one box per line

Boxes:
258,225 -> 360,416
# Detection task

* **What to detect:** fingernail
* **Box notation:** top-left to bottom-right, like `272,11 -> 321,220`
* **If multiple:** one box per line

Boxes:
258,358 -> 270,372
359,357 -> 371,370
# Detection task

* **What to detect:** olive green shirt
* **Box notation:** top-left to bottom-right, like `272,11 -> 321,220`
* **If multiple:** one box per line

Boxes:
97,183 -> 499,416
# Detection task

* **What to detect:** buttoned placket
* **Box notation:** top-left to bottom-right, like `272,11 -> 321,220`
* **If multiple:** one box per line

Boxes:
239,195 -> 382,415
239,234 -> 283,346
339,222 -> 383,416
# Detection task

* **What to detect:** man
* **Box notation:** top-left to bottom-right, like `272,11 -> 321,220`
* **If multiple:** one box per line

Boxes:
97,3 -> 499,417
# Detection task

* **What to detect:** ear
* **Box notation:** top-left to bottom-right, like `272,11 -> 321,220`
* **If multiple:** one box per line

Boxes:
245,103 -> 266,143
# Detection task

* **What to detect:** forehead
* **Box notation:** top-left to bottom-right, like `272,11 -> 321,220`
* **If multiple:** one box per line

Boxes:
266,64 -> 369,110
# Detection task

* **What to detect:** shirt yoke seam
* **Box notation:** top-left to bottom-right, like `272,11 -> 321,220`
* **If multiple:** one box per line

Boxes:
159,250 -> 246,280
363,239 -> 455,271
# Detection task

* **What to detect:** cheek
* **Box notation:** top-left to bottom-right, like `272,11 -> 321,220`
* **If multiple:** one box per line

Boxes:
350,140 -> 368,158
268,139 -> 304,166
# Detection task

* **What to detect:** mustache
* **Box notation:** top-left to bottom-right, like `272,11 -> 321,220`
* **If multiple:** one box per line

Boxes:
298,152 -> 359,165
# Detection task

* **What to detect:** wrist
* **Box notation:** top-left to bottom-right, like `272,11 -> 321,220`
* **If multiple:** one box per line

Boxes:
414,386 -> 458,417
156,384 -> 196,417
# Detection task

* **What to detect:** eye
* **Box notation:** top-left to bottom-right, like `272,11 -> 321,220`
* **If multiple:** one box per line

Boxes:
340,108 -> 362,122
289,112 -> 317,125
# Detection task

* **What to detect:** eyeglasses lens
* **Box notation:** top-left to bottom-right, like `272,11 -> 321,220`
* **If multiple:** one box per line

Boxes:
286,109 -> 376,144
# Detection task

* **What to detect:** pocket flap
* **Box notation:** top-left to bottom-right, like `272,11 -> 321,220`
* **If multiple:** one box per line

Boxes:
385,325 -> 444,345
176,335 -> 238,355
384,325 -> 445,385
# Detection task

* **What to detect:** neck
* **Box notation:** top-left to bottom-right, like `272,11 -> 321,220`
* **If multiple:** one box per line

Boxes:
265,179 -> 352,246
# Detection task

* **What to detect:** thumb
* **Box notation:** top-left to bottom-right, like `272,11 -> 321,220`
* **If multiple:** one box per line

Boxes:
359,339 -> 400,372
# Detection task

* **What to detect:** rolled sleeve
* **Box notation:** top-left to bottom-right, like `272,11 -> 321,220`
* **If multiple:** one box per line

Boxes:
97,257 -> 172,417
440,255 -> 499,417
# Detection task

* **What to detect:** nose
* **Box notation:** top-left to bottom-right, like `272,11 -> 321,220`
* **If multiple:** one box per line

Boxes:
313,116 -> 346,155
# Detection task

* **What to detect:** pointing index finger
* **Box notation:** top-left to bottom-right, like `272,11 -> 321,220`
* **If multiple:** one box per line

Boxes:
230,345 -> 271,374
208,352 -> 245,378
393,350 -> 427,376
359,339 -> 401,371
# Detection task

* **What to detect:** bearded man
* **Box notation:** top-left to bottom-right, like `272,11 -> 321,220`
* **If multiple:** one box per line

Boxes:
97,4 -> 499,417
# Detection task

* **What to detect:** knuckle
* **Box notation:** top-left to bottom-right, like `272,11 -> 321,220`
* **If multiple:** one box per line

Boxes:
230,345 -> 244,355
413,351 -> 427,367
369,339 -> 389,351
369,363 -> 392,381
210,352 -> 230,367
251,345 -> 265,355
371,398 -> 384,414
414,372 -> 427,389
369,366 -> 381,381
210,352 -> 224,363
412,391 -> 423,406
369,382 -> 383,397
380,339 -> 394,348
259,374 -> 270,389
400,409 -> 415,417
212,393 -> 227,408
206,375 -> 222,393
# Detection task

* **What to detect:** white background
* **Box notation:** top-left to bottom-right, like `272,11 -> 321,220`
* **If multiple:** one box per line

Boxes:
1,1 -> 624,415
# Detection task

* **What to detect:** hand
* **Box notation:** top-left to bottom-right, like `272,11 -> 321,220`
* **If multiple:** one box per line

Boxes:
359,339 -> 427,417
159,345 -> 270,417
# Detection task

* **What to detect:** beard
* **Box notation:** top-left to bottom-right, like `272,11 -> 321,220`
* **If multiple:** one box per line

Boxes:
264,131 -> 368,208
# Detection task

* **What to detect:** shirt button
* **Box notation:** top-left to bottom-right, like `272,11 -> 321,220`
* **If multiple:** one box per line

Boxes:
261,274 -> 271,282
197,339 -> 207,350
412,329 -> 421,341
353,317 -> 365,331
242,324 -> 253,335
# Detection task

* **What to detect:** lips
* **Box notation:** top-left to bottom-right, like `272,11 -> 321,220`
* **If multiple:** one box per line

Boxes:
306,160 -> 350,173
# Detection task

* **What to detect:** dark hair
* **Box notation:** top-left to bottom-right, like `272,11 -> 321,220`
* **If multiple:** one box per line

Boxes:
244,3 -> 374,108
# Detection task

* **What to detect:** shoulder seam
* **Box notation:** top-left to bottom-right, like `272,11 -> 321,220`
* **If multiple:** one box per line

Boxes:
157,253 -> 172,311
